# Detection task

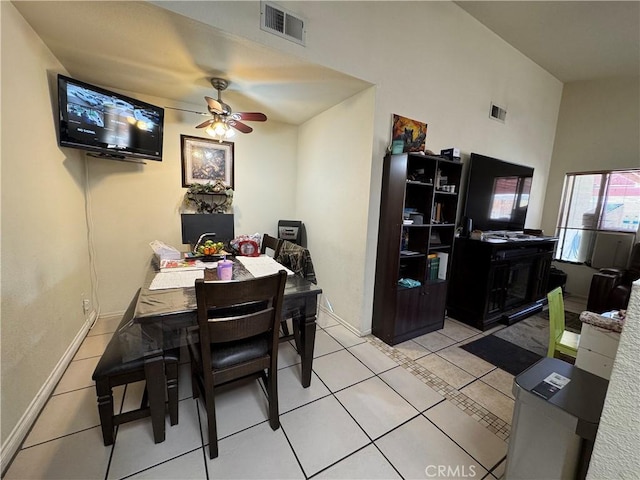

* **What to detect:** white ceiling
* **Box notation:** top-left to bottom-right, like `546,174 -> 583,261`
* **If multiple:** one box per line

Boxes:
13,1 -> 640,126
455,1 -> 640,83
12,1 -> 372,125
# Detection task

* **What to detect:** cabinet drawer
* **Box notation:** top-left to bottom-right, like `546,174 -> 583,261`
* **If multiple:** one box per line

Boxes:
575,348 -> 614,380
579,323 -> 620,358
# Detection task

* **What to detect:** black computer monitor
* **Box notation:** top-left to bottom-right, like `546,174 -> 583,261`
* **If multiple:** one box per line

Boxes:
181,214 -> 235,248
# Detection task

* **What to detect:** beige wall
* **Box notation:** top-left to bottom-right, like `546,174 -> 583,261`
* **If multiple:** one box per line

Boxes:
541,77 -> 640,298
159,1 -> 563,333
297,88 -> 376,332
1,2 -> 91,444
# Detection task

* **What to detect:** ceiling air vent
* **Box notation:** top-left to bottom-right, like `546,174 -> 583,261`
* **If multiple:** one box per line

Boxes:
261,2 -> 306,46
490,102 -> 507,123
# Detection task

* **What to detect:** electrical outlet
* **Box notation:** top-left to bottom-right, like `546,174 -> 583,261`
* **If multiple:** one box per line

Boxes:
83,299 -> 90,313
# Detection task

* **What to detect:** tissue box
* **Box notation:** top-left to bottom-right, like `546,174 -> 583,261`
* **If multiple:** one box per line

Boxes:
149,240 -> 182,261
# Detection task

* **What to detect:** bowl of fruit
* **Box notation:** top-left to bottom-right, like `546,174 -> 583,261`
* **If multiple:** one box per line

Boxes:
185,240 -> 229,262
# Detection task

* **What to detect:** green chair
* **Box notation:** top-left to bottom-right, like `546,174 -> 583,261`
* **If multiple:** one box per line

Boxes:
546,287 -> 580,359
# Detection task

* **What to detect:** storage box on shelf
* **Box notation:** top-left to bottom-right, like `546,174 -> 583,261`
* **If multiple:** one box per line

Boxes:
373,153 -> 462,345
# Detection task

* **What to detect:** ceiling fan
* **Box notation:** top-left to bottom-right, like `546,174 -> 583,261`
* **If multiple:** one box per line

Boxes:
169,78 -> 267,141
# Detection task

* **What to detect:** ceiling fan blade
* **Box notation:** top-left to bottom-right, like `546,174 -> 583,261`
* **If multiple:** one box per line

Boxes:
233,112 -> 267,122
195,119 -> 214,129
165,106 -> 209,116
205,96 -> 225,113
228,120 -> 253,134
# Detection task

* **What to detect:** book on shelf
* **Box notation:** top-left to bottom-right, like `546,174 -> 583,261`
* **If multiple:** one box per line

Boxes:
426,254 -> 440,281
436,252 -> 449,280
431,257 -> 440,280
431,202 -> 443,223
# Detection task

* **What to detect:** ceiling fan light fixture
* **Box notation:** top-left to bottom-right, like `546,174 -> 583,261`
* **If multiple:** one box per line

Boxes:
205,116 -> 235,142
186,77 -> 266,139
212,121 -> 227,136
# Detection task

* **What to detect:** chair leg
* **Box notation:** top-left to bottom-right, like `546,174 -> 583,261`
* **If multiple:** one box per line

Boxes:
281,319 -> 291,337
547,343 -> 555,358
140,385 -> 149,409
95,379 -> 115,446
190,360 -> 199,399
260,370 -> 269,387
204,389 -> 219,459
267,367 -> 280,431
166,362 -> 179,426
288,313 -> 301,353
293,321 -> 301,353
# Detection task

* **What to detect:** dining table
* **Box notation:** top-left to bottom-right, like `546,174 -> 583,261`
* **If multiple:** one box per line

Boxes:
117,256 -> 323,443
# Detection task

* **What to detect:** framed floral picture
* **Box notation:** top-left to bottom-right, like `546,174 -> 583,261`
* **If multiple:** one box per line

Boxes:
181,135 -> 234,188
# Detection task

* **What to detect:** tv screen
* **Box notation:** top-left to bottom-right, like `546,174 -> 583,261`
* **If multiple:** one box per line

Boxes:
463,153 -> 534,232
57,74 -> 164,161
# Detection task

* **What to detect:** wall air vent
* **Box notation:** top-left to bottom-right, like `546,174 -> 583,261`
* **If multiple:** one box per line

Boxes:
490,102 -> 507,123
261,2 -> 306,46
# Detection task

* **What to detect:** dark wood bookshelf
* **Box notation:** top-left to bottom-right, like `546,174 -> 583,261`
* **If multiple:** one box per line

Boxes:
372,153 -> 462,345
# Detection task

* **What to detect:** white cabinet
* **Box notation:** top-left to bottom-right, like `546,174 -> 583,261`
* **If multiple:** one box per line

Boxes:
575,323 -> 620,380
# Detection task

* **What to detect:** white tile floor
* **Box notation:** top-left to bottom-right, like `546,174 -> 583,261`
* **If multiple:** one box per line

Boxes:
10,302 -> 590,480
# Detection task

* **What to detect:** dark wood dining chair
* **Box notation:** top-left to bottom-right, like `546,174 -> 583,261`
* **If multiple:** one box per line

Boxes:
92,289 -> 179,446
260,233 -> 283,258
275,240 -> 317,346
189,270 -> 287,459
259,233 -> 296,340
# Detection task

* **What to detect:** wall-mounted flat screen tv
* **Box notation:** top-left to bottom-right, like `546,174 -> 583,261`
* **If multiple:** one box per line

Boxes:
463,153 -> 534,232
58,74 -> 164,162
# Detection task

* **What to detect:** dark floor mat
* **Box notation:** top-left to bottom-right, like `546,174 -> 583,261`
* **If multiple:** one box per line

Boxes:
460,335 -> 543,376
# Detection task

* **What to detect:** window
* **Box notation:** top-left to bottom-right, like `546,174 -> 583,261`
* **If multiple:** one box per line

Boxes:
555,169 -> 640,263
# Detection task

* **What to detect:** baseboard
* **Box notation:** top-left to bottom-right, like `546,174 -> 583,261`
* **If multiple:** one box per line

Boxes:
317,305 -> 370,336
1,311 -> 96,475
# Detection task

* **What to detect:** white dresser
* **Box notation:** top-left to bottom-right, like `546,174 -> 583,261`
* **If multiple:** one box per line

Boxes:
575,311 -> 625,380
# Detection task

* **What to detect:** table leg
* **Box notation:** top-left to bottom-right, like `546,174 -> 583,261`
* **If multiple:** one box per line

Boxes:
299,314 -> 317,388
144,354 -> 166,443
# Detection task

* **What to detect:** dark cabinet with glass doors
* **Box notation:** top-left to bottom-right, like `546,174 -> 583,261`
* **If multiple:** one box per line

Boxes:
372,153 -> 462,345
447,237 -> 557,331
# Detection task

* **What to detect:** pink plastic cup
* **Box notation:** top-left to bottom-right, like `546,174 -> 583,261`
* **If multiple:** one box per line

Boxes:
217,259 -> 233,280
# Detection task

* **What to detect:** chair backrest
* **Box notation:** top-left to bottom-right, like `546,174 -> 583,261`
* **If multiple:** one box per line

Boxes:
260,233 -> 283,258
547,286 -> 566,343
194,270 -> 287,361
276,240 -> 317,284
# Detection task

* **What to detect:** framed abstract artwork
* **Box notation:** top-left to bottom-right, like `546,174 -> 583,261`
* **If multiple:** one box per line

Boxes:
181,135 -> 234,188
